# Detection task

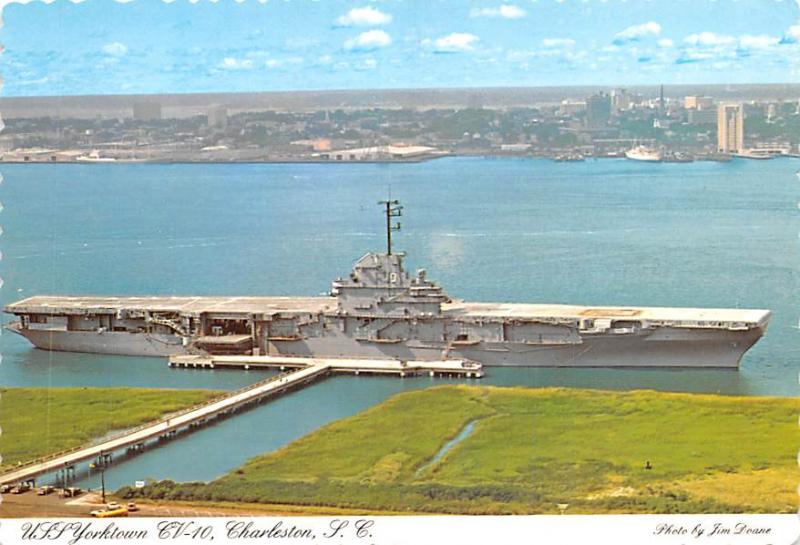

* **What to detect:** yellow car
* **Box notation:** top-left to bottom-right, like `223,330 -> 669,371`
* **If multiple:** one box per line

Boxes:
90,507 -> 129,518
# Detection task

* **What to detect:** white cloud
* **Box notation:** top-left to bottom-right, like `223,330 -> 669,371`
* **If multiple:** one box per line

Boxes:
614,21 -> 661,43
102,42 -> 128,56
505,49 -> 535,62
507,46 -> 588,63
344,30 -> 392,50
265,57 -> 303,69
542,38 -> 575,48
683,32 -> 736,47
784,25 -> 800,42
469,5 -> 526,19
657,38 -> 674,48
422,32 -> 479,52
18,76 -> 51,86
678,50 -> 716,62
219,57 -> 253,70
336,7 -> 392,26
738,34 -> 779,49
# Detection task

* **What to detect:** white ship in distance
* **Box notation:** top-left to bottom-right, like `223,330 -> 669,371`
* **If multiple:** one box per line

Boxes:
625,145 -> 663,162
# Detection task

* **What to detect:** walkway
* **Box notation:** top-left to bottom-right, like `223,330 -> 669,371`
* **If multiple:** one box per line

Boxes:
0,355 -> 481,486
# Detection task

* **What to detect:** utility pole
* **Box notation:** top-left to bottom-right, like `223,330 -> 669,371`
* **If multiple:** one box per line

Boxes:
89,462 -> 106,503
89,451 -> 111,504
378,200 -> 402,255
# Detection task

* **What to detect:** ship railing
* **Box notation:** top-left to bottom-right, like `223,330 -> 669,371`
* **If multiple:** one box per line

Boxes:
0,368 -> 305,479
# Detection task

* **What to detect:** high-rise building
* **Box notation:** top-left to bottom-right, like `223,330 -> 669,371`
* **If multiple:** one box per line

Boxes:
611,88 -> 632,113
586,92 -> 611,128
560,99 -> 587,116
684,96 -> 714,110
717,103 -> 744,153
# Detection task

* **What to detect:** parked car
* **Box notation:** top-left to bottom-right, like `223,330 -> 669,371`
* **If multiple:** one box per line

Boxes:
90,506 -> 129,518
11,483 -> 31,494
37,485 -> 54,496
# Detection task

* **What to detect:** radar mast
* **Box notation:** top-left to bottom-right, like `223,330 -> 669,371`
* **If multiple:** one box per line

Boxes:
378,199 -> 403,255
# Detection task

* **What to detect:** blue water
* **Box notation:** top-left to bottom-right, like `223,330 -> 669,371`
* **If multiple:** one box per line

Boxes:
1,157 -> 797,488
416,420 -> 478,477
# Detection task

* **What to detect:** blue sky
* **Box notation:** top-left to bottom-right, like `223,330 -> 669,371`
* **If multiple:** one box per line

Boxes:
2,0 -> 799,96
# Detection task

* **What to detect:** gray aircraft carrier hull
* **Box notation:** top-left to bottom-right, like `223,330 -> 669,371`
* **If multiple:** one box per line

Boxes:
252,326 -> 764,369
3,253 -> 772,369
10,326 -> 185,357
8,321 -> 764,368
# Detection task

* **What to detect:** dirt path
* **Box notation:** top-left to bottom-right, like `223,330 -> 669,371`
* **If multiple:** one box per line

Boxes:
0,491 -> 271,518
0,491 -> 371,518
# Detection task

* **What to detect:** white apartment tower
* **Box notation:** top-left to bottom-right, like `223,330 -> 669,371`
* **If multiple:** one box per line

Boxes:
717,103 -> 744,153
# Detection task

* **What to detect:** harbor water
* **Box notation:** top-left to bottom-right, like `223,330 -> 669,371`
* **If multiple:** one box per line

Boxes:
1,157 -> 797,488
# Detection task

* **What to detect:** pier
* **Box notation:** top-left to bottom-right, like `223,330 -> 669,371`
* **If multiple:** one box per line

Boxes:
0,356 -> 481,487
168,354 -> 484,378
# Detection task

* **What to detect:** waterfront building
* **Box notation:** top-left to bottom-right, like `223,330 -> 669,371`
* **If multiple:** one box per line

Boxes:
500,143 -> 531,152
314,144 -> 438,161
717,103 -> 744,153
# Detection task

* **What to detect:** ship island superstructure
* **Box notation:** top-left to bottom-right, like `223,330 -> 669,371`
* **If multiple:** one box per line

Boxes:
4,203 -> 770,369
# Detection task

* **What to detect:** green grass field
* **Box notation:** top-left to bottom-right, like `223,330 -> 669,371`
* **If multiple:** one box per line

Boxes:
122,385 -> 799,514
0,387 -> 220,466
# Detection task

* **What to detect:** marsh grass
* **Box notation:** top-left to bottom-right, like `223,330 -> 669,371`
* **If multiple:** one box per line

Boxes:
0,387 -> 220,466
120,385 -> 799,514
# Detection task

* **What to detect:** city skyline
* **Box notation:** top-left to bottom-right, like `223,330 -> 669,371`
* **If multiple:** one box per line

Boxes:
2,0 -> 800,97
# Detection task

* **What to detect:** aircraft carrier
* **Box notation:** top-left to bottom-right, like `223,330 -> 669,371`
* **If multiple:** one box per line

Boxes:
4,202 -> 770,368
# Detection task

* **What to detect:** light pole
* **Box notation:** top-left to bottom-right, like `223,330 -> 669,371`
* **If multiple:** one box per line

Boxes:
89,456 -> 107,504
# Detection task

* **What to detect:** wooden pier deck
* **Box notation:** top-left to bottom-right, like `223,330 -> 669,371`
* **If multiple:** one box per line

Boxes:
0,356 -> 481,486
168,354 -> 484,378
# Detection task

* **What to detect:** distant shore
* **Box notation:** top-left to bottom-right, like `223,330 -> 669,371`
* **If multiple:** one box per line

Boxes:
4,151 -> 798,165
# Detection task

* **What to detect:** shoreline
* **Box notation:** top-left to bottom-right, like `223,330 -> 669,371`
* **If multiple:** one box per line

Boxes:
2,152 -> 798,165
